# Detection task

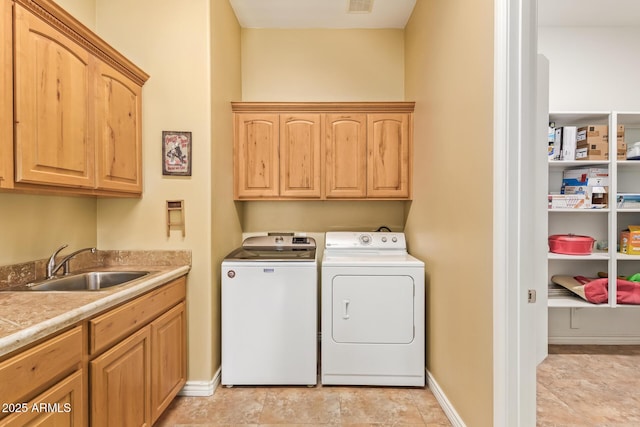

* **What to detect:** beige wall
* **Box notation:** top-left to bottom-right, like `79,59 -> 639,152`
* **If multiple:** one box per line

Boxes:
240,28 -> 407,233
94,0 -> 217,381
0,194 -> 96,265
242,29 -> 404,102
55,0 -> 96,30
404,1 -> 494,426
210,0 -> 243,373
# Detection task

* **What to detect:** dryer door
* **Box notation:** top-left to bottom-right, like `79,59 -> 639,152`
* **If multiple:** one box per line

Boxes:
331,275 -> 415,344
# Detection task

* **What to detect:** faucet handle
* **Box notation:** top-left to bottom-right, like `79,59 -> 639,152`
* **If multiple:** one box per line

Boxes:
52,244 -> 69,256
47,244 -> 68,277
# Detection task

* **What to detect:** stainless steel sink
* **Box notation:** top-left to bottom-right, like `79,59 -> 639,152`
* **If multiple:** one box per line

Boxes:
10,271 -> 151,291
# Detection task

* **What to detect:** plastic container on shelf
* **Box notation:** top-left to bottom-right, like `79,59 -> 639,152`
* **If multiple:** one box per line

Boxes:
548,234 -> 595,255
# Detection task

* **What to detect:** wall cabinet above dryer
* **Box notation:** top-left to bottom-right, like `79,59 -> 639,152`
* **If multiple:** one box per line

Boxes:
0,0 -> 148,197
232,102 -> 414,200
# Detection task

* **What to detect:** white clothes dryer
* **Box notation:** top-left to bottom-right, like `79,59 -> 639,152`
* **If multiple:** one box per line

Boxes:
321,231 -> 425,386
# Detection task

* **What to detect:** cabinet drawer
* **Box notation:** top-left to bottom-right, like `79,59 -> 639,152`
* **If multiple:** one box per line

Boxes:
0,370 -> 84,427
0,326 -> 82,406
89,276 -> 186,355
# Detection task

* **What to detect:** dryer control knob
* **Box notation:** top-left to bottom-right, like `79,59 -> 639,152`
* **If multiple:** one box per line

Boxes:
392,236 -> 398,242
227,270 -> 236,278
381,237 -> 387,242
359,234 -> 372,245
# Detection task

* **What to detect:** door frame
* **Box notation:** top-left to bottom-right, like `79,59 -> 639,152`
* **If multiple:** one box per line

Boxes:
493,0 -> 539,425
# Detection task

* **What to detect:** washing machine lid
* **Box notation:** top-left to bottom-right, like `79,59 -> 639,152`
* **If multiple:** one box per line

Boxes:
224,235 -> 316,262
225,247 -> 316,262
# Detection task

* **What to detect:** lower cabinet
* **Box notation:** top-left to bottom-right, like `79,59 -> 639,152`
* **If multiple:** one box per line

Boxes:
151,302 -> 187,423
0,275 -> 187,427
91,327 -> 151,427
89,277 -> 187,426
0,370 -> 84,427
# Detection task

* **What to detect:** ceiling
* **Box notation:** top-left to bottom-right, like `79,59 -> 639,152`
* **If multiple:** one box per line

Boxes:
228,0 -> 417,29
229,0 -> 640,29
538,0 -> 640,27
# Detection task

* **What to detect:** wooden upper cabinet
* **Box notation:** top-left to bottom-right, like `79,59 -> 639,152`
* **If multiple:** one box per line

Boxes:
232,102 -> 414,200
13,4 -> 95,188
95,61 -> 143,193
367,113 -> 411,198
2,0 -> 148,196
280,114 -> 321,198
235,114 -> 280,198
325,114 -> 367,198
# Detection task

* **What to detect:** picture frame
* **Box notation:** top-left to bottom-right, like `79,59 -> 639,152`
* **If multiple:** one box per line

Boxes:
162,131 -> 192,176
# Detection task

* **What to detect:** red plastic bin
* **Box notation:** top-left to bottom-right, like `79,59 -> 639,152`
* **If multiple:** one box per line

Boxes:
548,234 -> 595,255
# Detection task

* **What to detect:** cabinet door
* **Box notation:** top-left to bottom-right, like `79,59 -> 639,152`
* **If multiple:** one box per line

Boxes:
325,114 -> 367,198
95,61 -> 143,193
0,370 -> 84,427
367,113 -> 411,198
13,5 -> 95,188
91,327 -> 151,427
280,114 -> 321,198
0,0 -> 12,189
235,114 -> 280,198
150,302 -> 186,424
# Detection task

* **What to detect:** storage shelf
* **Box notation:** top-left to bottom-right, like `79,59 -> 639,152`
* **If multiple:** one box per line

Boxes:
617,253 -> 640,261
548,160 -> 609,169
548,208 -> 610,213
547,111 -> 640,311
548,295 -> 607,308
548,251 -> 609,260
617,160 -> 640,168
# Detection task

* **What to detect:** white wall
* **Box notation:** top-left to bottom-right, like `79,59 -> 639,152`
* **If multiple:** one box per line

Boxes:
539,27 -> 640,111
540,25 -> 640,343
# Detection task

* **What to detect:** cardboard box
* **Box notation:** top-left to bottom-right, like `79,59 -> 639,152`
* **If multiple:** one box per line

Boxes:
618,140 -> 627,159
617,193 -> 640,209
548,193 -> 587,209
575,125 -> 625,160
562,185 -> 608,208
561,167 -> 609,208
577,125 -> 608,145
576,141 -> 608,160
561,167 -> 609,187
620,225 -> 640,255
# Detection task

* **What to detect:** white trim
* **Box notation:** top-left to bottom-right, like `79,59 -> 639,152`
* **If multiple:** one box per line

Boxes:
178,367 -> 221,397
492,0 -> 512,425
494,0 -> 539,425
427,370 -> 466,427
549,336 -> 640,345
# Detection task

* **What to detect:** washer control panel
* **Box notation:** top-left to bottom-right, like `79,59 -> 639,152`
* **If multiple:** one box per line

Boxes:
325,232 -> 406,250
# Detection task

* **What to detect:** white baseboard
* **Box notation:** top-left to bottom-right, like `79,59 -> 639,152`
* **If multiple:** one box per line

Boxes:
178,367 -> 221,397
427,370 -> 466,427
549,336 -> 640,345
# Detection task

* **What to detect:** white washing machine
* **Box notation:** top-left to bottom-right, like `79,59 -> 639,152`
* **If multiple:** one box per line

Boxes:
222,234 -> 317,386
321,231 -> 425,386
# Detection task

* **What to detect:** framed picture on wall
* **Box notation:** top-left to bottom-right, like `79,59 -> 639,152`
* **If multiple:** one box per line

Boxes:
162,131 -> 192,176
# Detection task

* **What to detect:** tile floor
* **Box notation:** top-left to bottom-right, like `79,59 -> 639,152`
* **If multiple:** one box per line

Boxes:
156,345 -> 640,426
537,345 -> 640,426
155,383 -> 452,426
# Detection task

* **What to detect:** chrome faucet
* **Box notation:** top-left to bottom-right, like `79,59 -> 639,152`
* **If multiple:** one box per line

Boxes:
46,244 -> 97,279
